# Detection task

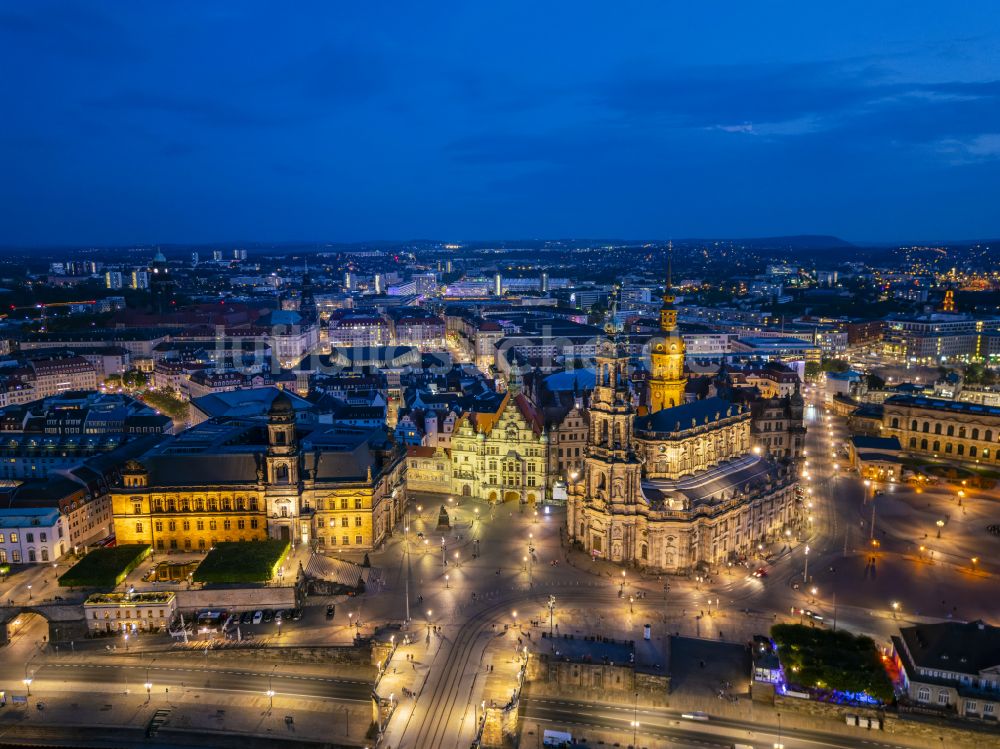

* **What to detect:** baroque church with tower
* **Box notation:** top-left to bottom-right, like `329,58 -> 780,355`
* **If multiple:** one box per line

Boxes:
567,262 -> 801,573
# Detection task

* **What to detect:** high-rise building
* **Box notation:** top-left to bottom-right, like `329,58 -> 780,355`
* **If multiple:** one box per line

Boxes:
191,251 -> 199,267
233,249 -> 247,260
130,270 -> 149,290
494,273 -> 503,297
374,273 -> 383,295
105,271 -> 124,290
212,250 -> 224,262
344,271 -> 353,290
541,271 -> 549,293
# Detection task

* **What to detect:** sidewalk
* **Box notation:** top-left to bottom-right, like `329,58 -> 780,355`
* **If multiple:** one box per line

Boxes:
376,625 -> 444,746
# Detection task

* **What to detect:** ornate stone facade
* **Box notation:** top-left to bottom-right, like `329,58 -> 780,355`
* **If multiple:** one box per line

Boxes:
112,390 -> 404,553
568,275 -> 800,574
449,389 -> 549,504
882,394 -> 1000,463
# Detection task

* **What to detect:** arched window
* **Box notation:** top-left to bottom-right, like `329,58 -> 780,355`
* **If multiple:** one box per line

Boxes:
640,544 -> 648,561
986,430 -> 994,442
909,437 -> 916,448
959,427 -> 966,439
933,441 -> 940,452
934,423 -> 942,435
970,446 -> 978,457
891,417 -> 899,429
911,420 -> 918,431
972,428 -> 980,440
957,444 -> 965,455
945,443 -> 953,453
920,439 -> 928,450
922,421 -> 930,433
947,425 -> 954,436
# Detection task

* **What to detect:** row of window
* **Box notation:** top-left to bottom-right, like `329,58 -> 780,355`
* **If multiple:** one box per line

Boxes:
908,438 -> 996,460
0,547 -> 55,563
0,530 -> 54,544
896,418 -> 996,442
150,518 -> 260,533
480,475 -> 538,486
141,497 -> 261,513
146,518 -> 259,533
317,535 -> 365,546
92,609 -> 166,620
915,686 -> 997,715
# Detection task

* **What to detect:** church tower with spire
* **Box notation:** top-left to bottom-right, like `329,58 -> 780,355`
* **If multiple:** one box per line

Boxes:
648,242 -> 687,412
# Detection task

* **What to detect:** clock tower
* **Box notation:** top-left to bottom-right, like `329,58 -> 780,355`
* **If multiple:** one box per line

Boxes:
648,242 -> 686,412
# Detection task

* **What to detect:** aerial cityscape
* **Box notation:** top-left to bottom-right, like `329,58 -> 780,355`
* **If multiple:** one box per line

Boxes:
1,3 -> 1000,749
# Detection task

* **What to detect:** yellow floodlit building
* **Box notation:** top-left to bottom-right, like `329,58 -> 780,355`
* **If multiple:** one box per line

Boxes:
112,390 -> 404,554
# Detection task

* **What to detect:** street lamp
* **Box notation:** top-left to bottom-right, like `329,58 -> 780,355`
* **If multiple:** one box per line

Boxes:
144,681 -> 153,702
803,544 -> 810,583
23,677 -> 32,696
891,601 -> 899,619
629,595 -> 634,614
547,596 -> 556,636
27,584 -> 32,600
631,691 -> 640,746
445,574 -> 450,589
512,610 -> 518,629
936,519 -> 945,538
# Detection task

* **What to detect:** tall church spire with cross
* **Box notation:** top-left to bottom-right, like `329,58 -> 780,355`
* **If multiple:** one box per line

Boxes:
648,241 -> 687,412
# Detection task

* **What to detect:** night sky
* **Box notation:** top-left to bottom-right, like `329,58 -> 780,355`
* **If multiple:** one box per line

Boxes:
2,2 -> 999,245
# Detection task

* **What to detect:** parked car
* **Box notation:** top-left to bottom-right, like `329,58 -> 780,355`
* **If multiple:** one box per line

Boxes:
240,611 -> 253,625
252,610 -> 263,625
326,605 -> 335,619
283,609 -> 296,622
291,608 -> 303,621
263,609 -> 274,623
274,610 -> 284,623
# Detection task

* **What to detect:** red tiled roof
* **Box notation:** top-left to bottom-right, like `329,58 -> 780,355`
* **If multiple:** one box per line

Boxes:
406,446 -> 437,458
513,392 -> 544,435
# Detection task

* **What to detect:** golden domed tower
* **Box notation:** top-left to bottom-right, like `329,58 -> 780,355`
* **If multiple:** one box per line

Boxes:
648,242 -> 686,412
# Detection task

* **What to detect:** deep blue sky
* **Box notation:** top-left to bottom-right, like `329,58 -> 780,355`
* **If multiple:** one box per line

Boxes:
2,2 -> 999,245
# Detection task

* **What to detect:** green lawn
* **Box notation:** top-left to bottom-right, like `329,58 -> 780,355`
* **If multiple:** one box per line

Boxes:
58,544 -> 151,588
192,540 -> 290,584
771,623 -> 893,703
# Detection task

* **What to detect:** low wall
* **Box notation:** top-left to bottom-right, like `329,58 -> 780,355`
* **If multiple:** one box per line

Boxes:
175,586 -> 297,612
774,694 -> 1000,749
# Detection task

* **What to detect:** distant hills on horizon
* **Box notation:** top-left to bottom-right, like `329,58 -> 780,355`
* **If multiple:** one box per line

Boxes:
2,234 -> 997,255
